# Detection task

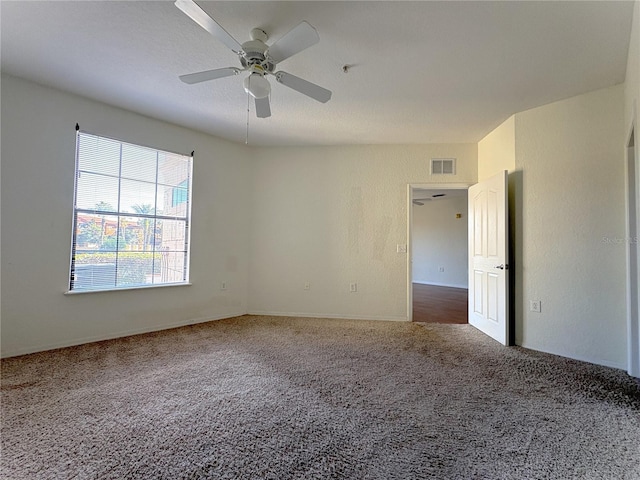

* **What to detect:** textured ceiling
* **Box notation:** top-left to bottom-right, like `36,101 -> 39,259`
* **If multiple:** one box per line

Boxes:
0,1 -> 634,146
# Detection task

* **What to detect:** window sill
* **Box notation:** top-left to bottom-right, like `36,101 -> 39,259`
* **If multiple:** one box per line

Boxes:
64,282 -> 192,295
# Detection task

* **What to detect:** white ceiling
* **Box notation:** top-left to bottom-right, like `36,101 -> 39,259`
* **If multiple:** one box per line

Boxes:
1,1 -> 634,146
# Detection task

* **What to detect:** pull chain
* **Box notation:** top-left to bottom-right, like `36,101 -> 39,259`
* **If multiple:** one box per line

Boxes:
245,92 -> 250,145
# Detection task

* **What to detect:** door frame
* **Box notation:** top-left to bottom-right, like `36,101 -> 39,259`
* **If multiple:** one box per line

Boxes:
626,105 -> 639,377
407,183 -> 471,321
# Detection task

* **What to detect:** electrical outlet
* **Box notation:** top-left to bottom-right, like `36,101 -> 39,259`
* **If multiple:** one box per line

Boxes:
397,244 -> 407,253
350,283 -> 358,293
304,282 -> 310,290
438,266 -> 445,272
530,300 -> 541,313
220,281 -> 227,291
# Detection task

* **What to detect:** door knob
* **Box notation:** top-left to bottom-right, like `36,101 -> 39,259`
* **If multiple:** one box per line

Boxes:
495,264 -> 508,270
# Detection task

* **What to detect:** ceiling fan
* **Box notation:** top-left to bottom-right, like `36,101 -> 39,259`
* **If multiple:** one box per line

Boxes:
175,0 -> 332,119
413,193 -> 447,205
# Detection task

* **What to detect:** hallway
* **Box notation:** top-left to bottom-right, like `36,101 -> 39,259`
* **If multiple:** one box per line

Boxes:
412,284 -> 468,324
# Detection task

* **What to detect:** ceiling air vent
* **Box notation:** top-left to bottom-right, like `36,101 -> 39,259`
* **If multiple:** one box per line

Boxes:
431,158 -> 456,175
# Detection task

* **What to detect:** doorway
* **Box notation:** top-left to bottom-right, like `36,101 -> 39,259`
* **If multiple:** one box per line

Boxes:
408,184 -> 469,324
627,124 -> 639,377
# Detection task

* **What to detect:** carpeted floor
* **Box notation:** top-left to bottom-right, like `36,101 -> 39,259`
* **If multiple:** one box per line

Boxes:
2,315 -> 639,479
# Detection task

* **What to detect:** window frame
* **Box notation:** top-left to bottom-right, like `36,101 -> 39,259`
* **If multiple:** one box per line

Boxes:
67,130 -> 193,293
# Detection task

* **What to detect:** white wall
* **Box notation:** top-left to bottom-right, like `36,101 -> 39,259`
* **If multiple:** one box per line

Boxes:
412,196 -> 468,288
1,75 -> 251,357
0,75 -> 478,354
478,116 -> 516,183
625,1 -> 639,133
514,85 -> 626,369
479,84 -> 627,369
248,144 -> 477,320
624,0 -> 640,376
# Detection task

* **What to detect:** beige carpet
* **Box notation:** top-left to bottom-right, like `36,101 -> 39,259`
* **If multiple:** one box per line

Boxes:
2,315 -> 639,479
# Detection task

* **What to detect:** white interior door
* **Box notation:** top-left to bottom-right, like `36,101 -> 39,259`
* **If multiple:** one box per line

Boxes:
468,171 -> 509,345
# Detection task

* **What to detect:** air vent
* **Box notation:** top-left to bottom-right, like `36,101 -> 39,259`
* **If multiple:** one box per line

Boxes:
431,158 -> 456,175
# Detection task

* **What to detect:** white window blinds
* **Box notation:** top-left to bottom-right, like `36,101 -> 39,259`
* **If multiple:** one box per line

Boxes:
70,131 -> 193,292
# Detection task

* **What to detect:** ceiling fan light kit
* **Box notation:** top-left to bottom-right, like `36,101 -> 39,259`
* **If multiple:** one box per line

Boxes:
175,0 -> 332,119
243,69 -> 271,99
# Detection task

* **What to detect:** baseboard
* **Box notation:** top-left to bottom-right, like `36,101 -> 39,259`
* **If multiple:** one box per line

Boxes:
412,281 -> 468,289
247,310 -> 409,322
518,342 -> 626,371
1,311 -> 247,359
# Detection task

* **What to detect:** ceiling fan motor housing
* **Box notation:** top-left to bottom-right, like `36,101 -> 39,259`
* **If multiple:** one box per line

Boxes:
240,36 -> 275,73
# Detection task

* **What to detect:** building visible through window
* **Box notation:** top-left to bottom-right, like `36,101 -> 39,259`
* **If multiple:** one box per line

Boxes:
70,132 -> 193,292
172,179 -> 189,207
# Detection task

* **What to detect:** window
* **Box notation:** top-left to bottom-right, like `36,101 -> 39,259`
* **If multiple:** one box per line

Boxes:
69,131 -> 193,292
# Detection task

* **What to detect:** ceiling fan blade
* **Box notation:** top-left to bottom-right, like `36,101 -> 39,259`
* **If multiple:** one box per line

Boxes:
275,71 -> 332,103
267,21 -> 320,64
175,0 -> 242,54
179,67 -> 240,84
255,96 -> 271,118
